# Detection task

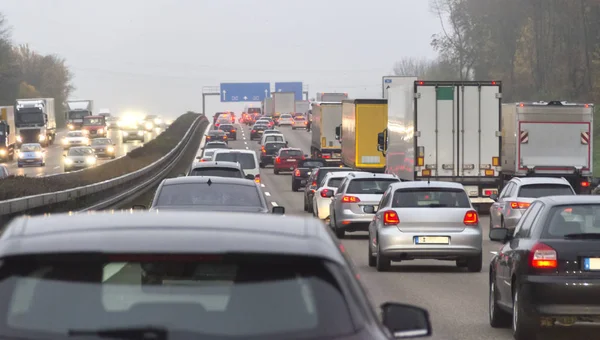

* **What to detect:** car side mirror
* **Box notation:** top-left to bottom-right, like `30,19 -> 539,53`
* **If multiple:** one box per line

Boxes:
245,174 -> 255,180
489,193 -> 498,201
381,302 -> 432,339
324,190 -> 334,198
131,205 -> 146,210
363,205 -> 375,213
489,228 -> 511,243
272,206 -> 285,214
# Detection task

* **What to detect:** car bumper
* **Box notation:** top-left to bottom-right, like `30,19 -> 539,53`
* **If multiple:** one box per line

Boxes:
18,158 -> 43,165
335,208 -> 375,231
377,226 -> 482,259
314,196 -> 332,220
274,163 -> 297,171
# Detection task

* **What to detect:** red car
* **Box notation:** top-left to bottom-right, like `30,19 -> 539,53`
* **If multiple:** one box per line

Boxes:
273,148 -> 305,175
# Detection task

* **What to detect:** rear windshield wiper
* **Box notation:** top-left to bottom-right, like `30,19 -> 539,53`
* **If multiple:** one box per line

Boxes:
563,233 -> 600,239
69,326 -> 167,340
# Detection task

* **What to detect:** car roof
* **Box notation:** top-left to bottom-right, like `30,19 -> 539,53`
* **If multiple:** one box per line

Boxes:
189,161 -> 242,169
212,149 -> 255,155
69,146 -> 92,150
511,177 -> 572,185
324,171 -> 359,179
162,176 -> 254,186
533,195 -> 600,206
347,172 -> 398,180
205,141 -> 227,145
1,212 -> 344,263
388,180 -> 465,190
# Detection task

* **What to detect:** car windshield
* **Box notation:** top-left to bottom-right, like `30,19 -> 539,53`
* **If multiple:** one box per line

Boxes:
299,160 -> 325,168
83,118 -> 103,125
317,169 -> 353,188
68,148 -> 94,156
264,130 -> 279,135
91,139 -> 111,145
219,125 -> 234,131
279,149 -> 302,158
202,150 -> 216,158
67,132 -> 84,137
20,144 -> 41,152
156,183 -> 260,207
265,143 -> 286,151
294,116 -> 306,120
213,152 -> 256,170
346,179 -> 398,195
518,184 -> 574,198
204,143 -> 228,150
281,114 -> 292,119
209,131 -> 225,136
189,167 -> 243,178
265,136 -> 284,143
0,254 -> 354,338
544,204 -> 600,238
327,178 -> 344,188
392,188 -> 471,208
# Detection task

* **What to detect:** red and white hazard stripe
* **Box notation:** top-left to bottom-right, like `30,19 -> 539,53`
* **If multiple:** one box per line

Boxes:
520,130 -> 529,144
581,131 -> 590,145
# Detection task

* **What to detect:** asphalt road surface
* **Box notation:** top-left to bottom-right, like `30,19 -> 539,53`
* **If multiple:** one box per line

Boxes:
2,127 -> 162,178
103,121 -> 595,340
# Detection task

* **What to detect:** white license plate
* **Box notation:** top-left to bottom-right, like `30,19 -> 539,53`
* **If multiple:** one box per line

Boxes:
584,258 -> 600,270
414,236 -> 449,244
363,205 -> 378,211
287,159 -> 297,162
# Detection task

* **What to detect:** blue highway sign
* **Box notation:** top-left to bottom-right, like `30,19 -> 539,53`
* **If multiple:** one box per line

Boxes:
220,83 -> 271,102
274,82 -> 303,101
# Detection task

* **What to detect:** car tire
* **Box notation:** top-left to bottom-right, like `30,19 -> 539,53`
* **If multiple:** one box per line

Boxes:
376,244 -> 391,272
467,253 -> 483,272
274,169 -> 280,175
512,285 -> 538,340
489,278 -> 511,328
260,162 -> 265,169
41,162 -> 45,166
17,163 -> 22,168
334,226 -> 345,239
307,198 -> 314,213
112,156 -> 116,159
291,182 -> 298,192
368,239 -> 376,267
303,196 -> 309,212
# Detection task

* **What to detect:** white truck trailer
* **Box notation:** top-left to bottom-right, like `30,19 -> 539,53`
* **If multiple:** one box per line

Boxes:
15,98 -> 56,147
66,100 -> 93,130
261,98 -> 273,117
295,100 -> 310,115
316,92 -> 348,102
310,102 -> 343,162
378,81 -> 503,209
500,101 -> 594,194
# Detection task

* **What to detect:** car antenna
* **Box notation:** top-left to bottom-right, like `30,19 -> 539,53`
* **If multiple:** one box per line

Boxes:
427,176 -> 430,184
207,178 -> 212,186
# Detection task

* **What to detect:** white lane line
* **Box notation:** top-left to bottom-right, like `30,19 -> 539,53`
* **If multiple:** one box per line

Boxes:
261,183 -> 265,188
53,166 -> 60,169
265,192 -> 271,196
244,142 -> 247,145
245,146 -> 249,149
271,201 -> 279,206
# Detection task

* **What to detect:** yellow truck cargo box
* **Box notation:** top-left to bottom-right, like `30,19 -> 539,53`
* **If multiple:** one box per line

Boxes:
341,99 -> 387,170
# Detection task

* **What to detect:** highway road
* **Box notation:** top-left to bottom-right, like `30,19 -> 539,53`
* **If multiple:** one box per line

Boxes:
1,127 -> 162,178
103,121 -> 596,340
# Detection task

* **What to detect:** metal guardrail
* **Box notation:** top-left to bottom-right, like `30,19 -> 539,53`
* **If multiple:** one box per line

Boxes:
0,115 -> 207,216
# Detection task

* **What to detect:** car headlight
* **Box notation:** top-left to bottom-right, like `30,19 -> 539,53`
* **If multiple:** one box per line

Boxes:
0,149 -> 5,156
166,120 -> 173,125
122,131 -> 129,136
137,131 -> 144,136
86,156 -> 96,164
145,123 -> 153,129
107,146 -> 115,152
83,138 -> 89,144
18,152 -> 25,159
64,158 -> 74,165
68,124 -> 74,130
35,152 -> 42,158
16,136 -> 22,142
154,118 -> 162,125
62,139 -> 69,145
38,134 -> 46,141
98,129 -> 104,134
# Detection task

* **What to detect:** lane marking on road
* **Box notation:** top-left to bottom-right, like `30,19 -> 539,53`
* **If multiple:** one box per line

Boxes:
53,166 -> 60,169
271,201 -> 279,207
265,192 -> 271,196
261,183 -> 265,188
244,141 -> 247,145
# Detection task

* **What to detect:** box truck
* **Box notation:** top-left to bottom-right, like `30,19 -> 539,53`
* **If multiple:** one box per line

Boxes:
66,100 -> 93,130
311,102 -> 343,162
15,98 -> 56,147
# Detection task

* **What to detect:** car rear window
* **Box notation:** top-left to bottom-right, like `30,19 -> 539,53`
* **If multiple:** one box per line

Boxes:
346,179 -> 397,195
392,188 -> 471,208
294,116 -> 306,120
189,167 -> 243,178
214,153 -> 256,170
253,125 -> 267,130
316,169 -> 353,188
0,254 -> 354,338
204,143 -> 228,149
209,131 -> 225,136
219,125 -> 234,132
518,184 -> 574,198
299,160 -> 325,168
327,178 -> 344,188
543,204 -> 600,238
280,150 -> 302,158
157,183 -> 260,207
265,136 -> 284,143
265,143 -> 286,151
281,114 -> 292,118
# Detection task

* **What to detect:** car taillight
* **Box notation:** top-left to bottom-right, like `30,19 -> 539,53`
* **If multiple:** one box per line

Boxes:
301,156 -> 306,160
304,121 -> 308,125
463,210 -> 479,226
254,174 -> 260,183
294,169 -> 301,176
509,201 -> 530,209
200,159 -> 206,162
581,181 -> 590,188
322,154 -> 331,159
529,243 -> 557,269
206,136 -> 211,140
261,148 -> 266,154
311,181 -> 317,187
275,157 -> 281,164
342,195 -> 360,203
215,123 -> 220,127
231,129 -> 236,133
223,136 -> 227,139
383,210 -> 400,226
320,189 -> 330,198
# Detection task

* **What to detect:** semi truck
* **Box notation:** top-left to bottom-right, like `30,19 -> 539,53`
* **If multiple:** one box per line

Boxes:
311,102 -> 343,162
500,101 -> 594,194
15,98 -> 56,147
382,76 -> 417,99
272,92 -> 295,124
339,99 -> 388,171
316,92 -> 348,102
66,100 -> 93,130
0,106 -> 16,161
377,81 -> 502,209
262,97 -> 273,117
295,100 -> 310,115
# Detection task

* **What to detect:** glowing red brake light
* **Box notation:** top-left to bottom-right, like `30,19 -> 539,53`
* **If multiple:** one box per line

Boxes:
254,174 -> 261,183
294,169 -> 301,176
311,181 -> 317,187
529,243 -> 557,269
231,129 -> 236,133
581,181 -> 590,187
275,157 -> 281,164
320,189 -> 330,198
463,210 -> 479,226
342,195 -> 360,203
251,130 -> 256,133
509,201 -> 530,209
383,210 -> 400,225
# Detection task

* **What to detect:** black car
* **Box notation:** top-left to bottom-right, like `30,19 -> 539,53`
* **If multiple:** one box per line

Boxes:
488,195 -> 600,340
218,124 -> 237,140
250,124 -> 268,140
292,158 -> 327,192
0,211 -> 433,339
259,141 -> 287,168
303,166 -> 357,213
206,129 -> 228,143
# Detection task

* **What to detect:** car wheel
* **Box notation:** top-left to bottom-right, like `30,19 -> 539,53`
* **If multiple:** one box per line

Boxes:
303,196 -> 309,212
274,169 -> 280,175
259,162 -> 265,169
41,162 -> 45,166
376,243 -> 391,272
334,226 -> 345,239
368,236 -> 376,267
512,285 -> 538,340
17,163 -> 22,168
307,197 -> 314,213
467,253 -> 483,272
291,182 -> 298,192
489,278 -> 511,328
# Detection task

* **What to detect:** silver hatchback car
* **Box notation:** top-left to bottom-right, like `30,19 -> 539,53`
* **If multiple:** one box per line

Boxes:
367,181 -> 482,273
329,172 -> 400,238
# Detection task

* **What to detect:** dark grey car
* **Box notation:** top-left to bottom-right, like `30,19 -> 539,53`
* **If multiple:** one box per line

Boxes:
0,211 -> 433,339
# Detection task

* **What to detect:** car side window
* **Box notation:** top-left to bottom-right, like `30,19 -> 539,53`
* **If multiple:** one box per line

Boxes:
337,178 -> 349,193
514,202 -> 542,238
502,183 -> 516,198
498,183 -> 513,199
379,188 -> 392,208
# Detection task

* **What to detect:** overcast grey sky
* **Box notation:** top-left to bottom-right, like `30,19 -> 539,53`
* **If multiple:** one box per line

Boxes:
2,0 -> 440,117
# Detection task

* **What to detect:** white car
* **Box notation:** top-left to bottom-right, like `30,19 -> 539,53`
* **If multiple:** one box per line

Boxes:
61,130 -> 90,150
313,171 -> 359,220
259,133 -> 286,146
197,149 -> 217,162
278,114 -> 294,126
211,149 -> 261,184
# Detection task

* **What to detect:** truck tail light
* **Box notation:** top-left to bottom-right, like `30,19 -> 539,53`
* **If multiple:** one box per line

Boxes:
383,210 -> 400,225
341,196 -> 360,203
509,201 -> 530,209
463,210 -> 479,226
529,243 -> 557,269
